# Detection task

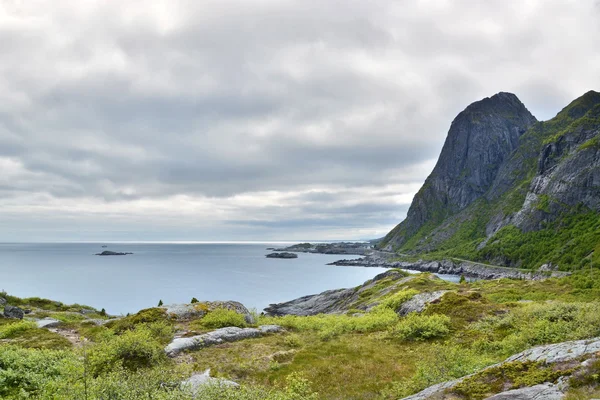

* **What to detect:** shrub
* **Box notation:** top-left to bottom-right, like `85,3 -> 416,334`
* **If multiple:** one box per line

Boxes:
390,313 -> 451,341
106,307 -> 171,333
0,320 -> 37,339
195,308 -> 247,330
86,325 -> 166,376
372,289 -> 418,312
191,297 -> 199,304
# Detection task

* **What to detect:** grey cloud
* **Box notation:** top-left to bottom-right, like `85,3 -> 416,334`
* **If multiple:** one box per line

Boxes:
0,0 -> 598,240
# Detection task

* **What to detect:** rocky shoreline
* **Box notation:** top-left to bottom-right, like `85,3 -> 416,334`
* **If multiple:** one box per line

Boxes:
329,252 -> 570,281
270,241 -> 372,255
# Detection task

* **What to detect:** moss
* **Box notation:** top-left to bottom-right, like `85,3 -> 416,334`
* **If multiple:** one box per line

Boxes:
451,360 -> 576,400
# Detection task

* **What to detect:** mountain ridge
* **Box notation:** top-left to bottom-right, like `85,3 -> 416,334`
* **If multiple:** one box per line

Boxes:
379,90 -> 600,271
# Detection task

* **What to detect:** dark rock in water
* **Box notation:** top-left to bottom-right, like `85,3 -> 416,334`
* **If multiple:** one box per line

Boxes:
101,245 -> 108,248
23,309 -> 32,314
95,251 -> 133,256
266,252 -> 298,259
4,305 -> 24,319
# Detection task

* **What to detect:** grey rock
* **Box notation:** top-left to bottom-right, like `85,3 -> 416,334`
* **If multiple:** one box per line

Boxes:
381,92 -> 537,251
182,369 -> 239,392
484,383 -> 563,400
36,318 -> 61,328
264,270 -> 415,316
95,251 -> 133,256
402,337 -> 600,399
3,305 -> 24,319
165,325 -> 284,357
265,252 -> 298,259
397,291 -> 448,316
331,256 -> 569,281
162,300 -> 254,323
0,297 -> 6,305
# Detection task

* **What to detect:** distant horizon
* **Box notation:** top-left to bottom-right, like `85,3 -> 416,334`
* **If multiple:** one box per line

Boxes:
0,239 -> 371,244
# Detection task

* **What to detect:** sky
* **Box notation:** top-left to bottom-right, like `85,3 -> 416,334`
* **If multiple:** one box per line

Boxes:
0,0 -> 599,242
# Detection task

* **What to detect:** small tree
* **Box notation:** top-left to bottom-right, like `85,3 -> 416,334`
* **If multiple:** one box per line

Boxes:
157,299 -> 163,307
459,275 -> 466,284
100,308 -> 107,316
190,297 -> 199,304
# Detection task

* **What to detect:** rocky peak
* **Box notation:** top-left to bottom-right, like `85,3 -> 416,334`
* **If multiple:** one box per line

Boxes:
381,92 -> 537,250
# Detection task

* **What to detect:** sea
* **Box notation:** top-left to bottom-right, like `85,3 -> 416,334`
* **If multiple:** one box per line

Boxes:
0,242 -> 463,315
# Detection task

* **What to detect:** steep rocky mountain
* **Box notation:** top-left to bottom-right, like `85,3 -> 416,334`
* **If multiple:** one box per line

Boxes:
379,91 -> 600,271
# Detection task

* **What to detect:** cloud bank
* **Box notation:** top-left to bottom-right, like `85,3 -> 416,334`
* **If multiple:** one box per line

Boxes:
0,0 -> 599,241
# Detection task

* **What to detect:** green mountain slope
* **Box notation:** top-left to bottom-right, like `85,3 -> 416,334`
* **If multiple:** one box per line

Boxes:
379,91 -> 600,271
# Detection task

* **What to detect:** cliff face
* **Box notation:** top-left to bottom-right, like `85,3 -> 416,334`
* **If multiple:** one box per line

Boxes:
380,91 -> 600,270
381,92 -> 537,250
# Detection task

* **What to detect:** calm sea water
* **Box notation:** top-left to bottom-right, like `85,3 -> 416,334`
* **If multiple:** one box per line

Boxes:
0,242 -> 393,315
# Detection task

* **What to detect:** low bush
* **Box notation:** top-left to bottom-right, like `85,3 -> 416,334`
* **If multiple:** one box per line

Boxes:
0,320 -> 37,339
389,313 -> 451,341
194,308 -> 247,330
261,308 -> 399,340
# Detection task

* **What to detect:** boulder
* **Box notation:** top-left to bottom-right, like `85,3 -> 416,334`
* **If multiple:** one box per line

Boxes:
3,305 -> 24,319
165,325 -> 284,357
397,290 -> 449,316
0,297 -> 6,306
266,252 -> 298,259
182,369 -> 239,392
36,318 -> 61,328
162,300 -> 254,323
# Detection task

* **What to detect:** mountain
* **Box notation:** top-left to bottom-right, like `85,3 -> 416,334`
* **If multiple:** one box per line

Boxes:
379,90 -> 600,271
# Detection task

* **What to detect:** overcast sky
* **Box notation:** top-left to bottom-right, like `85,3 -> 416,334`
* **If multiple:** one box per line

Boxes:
0,0 -> 599,242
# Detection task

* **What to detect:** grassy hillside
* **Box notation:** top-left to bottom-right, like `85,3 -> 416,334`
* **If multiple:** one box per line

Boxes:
3,271 -> 600,399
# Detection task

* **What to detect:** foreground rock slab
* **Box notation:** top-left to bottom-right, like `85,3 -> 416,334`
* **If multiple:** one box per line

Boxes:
485,383 -> 563,400
165,325 -> 284,357
402,337 -> 600,400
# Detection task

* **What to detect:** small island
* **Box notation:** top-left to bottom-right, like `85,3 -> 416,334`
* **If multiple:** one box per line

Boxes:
265,252 -> 298,259
95,251 -> 133,256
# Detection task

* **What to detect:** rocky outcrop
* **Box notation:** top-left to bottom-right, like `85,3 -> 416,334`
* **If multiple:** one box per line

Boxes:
265,252 -> 298,259
0,297 -> 6,305
162,301 -> 255,324
95,251 -> 133,256
330,255 -> 570,281
381,92 -> 537,251
402,337 -> 600,400
484,383 -> 563,399
264,269 -> 416,316
272,242 -> 372,255
165,325 -> 284,357
4,305 -> 24,319
397,291 -> 448,316
182,369 -> 239,392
